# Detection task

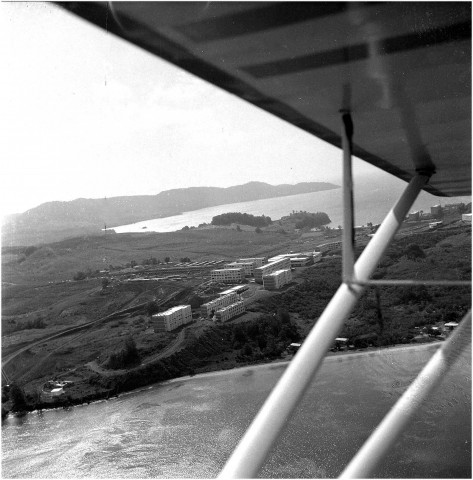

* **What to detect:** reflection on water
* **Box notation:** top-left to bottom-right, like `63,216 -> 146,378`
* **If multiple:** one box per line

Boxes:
2,345 -> 471,478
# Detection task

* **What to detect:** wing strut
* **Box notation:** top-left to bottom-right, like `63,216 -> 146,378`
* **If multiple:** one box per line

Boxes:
341,110 -> 355,283
340,309 -> 471,478
219,162 -> 431,477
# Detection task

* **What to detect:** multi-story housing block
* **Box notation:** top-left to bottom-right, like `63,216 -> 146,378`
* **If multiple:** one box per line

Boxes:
218,285 -> 249,296
263,268 -> 292,290
226,261 -> 255,276
200,292 -> 239,318
153,305 -> 192,332
267,253 -> 301,263
300,251 -> 322,263
289,256 -> 313,267
215,301 -> 246,322
238,257 -> 267,268
211,268 -> 244,283
254,257 -> 291,283
431,204 -> 442,216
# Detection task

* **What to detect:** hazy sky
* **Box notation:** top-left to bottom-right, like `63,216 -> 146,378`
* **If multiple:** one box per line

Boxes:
2,1 -> 397,218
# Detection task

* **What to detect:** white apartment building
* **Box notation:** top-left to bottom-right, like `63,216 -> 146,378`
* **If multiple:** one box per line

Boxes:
200,292 -> 239,318
292,256 -> 314,267
254,257 -> 291,283
226,261 -> 255,276
211,268 -> 245,283
267,253 -> 302,263
218,285 -> 249,296
215,301 -> 246,322
299,251 -> 322,263
263,268 -> 292,290
153,305 -> 192,332
238,257 -> 266,268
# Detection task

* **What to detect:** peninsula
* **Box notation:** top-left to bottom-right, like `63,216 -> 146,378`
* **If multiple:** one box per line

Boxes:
2,181 -> 338,245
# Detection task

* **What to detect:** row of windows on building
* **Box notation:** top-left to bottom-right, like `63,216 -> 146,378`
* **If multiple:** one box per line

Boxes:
262,268 -> 293,290
154,294 -> 247,331
152,305 -> 192,332
200,292 -> 239,317
210,252 -> 321,287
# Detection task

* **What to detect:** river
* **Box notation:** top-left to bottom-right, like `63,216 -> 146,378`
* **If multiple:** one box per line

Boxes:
112,176 -> 471,233
2,344 -> 471,478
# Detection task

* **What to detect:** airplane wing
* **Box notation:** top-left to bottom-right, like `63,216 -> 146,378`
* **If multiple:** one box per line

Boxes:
60,2 -> 471,196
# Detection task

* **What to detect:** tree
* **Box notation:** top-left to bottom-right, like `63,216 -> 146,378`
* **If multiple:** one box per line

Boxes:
146,301 -> 160,316
164,256 -> 171,263
255,227 -> 262,234
404,243 -> 426,260
211,212 -> 272,227
257,335 -> 267,350
236,225 -> 242,232
24,246 -> 38,257
242,343 -> 253,356
124,336 -> 140,365
189,295 -> 204,309
101,277 -> 110,290
73,271 -> 86,281
9,384 -> 27,412
277,308 -> 291,324
233,325 -> 247,344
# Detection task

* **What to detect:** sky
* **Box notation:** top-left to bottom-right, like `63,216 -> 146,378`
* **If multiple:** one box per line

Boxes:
2,2 -> 470,221
1,1 -> 391,219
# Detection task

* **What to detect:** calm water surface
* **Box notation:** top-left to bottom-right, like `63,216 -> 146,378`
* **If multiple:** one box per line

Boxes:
2,344 -> 471,478
112,177 -> 471,233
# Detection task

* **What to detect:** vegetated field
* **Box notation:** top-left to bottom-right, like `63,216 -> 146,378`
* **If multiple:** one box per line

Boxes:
257,222 -> 471,344
1,219 -> 470,410
2,228 -> 300,284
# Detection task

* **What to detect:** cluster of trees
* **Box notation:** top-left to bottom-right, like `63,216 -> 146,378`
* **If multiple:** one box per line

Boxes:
91,312 -> 301,396
6,315 -> 48,332
285,211 -> 331,229
5,384 -> 28,412
257,227 -> 470,348
211,212 -> 272,227
229,310 -> 301,361
16,245 -> 39,264
103,336 -> 141,370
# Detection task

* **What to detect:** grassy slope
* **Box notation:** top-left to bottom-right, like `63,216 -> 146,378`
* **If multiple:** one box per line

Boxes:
259,223 -> 471,343
2,229 -> 296,284
1,221 -> 470,412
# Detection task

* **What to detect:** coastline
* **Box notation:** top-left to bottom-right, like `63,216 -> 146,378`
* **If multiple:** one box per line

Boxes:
169,340 -> 442,383
2,340 -> 443,420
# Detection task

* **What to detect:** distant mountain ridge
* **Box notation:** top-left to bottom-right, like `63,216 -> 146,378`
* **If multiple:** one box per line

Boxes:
2,181 -> 338,245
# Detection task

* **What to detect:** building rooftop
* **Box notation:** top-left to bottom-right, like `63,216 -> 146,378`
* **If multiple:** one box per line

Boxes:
158,305 -> 190,315
213,268 -> 244,272
264,269 -> 291,277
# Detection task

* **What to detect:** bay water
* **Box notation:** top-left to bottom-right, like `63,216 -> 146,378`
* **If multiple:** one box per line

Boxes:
2,344 -> 471,478
112,176 -> 471,233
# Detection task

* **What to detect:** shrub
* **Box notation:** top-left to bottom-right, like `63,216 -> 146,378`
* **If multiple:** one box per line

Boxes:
73,271 -> 87,281
9,384 -> 27,412
403,243 -> 426,260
